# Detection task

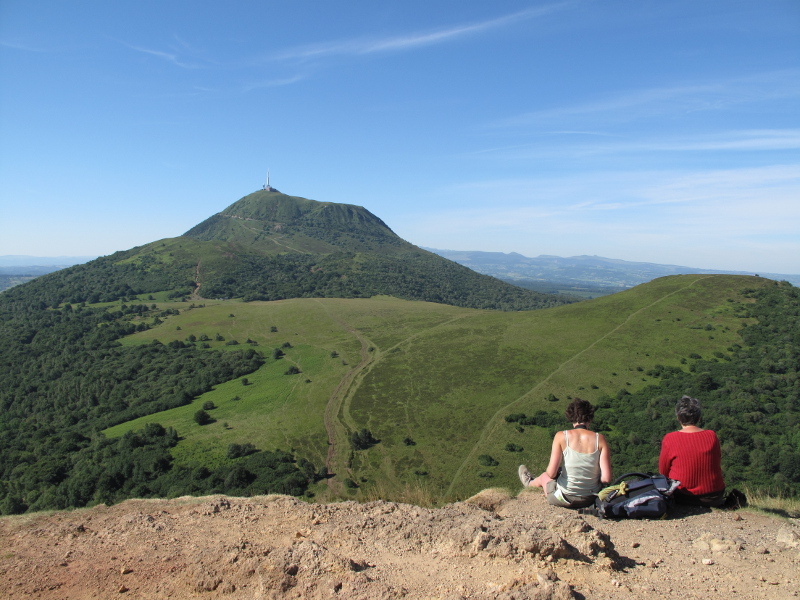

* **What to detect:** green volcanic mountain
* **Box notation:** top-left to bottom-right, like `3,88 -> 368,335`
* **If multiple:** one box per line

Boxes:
29,190 -> 569,311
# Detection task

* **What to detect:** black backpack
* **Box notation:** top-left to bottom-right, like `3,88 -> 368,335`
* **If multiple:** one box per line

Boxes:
582,472 -> 679,519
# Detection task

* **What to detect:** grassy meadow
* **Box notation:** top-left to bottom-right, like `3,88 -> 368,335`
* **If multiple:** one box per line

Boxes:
105,274 -> 767,503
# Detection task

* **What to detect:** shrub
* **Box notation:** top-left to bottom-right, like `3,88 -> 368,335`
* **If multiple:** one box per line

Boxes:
351,428 -> 379,450
202,400 -> 216,410
194,410 -> 212,425
285,365 -> 301,375
477,454 -> 498,467
505,443 -> 523,452
224,465 -> 254,490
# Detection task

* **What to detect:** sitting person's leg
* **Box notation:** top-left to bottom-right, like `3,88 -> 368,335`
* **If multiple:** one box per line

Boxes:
519,465 -> 555,499
674,488 -> 726,508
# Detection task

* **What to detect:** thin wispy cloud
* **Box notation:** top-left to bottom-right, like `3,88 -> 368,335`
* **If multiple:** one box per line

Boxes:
113,38 -> 207,69
579,129 -> 800,156
0,39 -> 48,52
639,129 -> 800,152
494,69 -> 800,128
417,163 -> 800,233
470,128 -> 800,162
269,3 -> 574,62
242,74 -> 306,92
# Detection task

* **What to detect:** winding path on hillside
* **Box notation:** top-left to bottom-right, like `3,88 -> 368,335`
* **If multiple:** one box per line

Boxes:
445,274 -> 718,498
313,301 -> 378,495
191,260 -> 203,301
314,302 -> 476,494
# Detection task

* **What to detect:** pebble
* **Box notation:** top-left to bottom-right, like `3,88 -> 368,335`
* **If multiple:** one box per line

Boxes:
702,558 -> 714,565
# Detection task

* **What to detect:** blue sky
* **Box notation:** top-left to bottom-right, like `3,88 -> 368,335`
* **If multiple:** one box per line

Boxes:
1,0 -> 799,273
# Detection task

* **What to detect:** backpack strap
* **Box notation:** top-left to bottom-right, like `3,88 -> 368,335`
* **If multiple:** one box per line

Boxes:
612,472 -> 653,486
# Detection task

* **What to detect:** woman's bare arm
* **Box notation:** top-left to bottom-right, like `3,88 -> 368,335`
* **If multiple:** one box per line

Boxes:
598,434 -> 612,485
544,431 -> 565,479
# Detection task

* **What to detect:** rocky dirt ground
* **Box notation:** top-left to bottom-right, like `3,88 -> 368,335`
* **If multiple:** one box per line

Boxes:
1,488 -> 798,600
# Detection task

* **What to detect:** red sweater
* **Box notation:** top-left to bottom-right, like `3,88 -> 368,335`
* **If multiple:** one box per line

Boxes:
659,429 -> 725,495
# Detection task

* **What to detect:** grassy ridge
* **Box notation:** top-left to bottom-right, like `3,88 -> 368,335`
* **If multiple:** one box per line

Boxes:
105,275 -> 768,503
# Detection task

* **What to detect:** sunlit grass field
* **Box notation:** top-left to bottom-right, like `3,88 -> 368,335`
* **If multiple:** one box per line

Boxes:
105,275 -> 766,503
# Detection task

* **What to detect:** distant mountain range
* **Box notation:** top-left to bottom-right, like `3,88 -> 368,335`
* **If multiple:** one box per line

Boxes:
425,248 -> 800,292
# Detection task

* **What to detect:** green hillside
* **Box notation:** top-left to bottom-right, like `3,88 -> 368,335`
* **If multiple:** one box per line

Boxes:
97,275 -> 797,503
1,271 -> 798,512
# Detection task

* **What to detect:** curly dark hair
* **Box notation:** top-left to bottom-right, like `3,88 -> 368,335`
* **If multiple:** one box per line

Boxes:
675,395 -> 702,425
564,398 -> 595,424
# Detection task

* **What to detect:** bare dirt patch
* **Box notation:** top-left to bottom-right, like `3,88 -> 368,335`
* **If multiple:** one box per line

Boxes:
1,489 -> 797,599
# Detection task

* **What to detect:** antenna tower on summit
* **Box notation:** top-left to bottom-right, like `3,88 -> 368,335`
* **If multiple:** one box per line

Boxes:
263,169 -> 276,192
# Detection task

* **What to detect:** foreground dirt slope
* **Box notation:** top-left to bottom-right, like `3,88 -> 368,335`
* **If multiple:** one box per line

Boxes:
1,489 -> 798,600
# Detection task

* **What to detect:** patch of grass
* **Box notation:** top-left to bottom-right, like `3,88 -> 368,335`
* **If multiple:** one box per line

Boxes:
743,487 -> 800,519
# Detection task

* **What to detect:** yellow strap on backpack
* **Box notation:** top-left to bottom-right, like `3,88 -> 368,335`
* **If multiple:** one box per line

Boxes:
597,481 -> 629,501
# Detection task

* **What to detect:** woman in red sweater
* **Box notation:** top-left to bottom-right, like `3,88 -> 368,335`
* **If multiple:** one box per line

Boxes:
659,395 -> 726,507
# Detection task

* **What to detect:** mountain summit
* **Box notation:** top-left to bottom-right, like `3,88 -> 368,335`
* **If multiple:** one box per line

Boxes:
14,190 -> 570,310
184,190 -> 410,255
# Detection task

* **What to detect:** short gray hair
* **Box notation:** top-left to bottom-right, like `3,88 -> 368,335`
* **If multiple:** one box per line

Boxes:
675,395 -> 701,426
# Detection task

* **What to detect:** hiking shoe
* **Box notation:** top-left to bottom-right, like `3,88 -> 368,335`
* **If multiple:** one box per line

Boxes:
518,465 -> 532,487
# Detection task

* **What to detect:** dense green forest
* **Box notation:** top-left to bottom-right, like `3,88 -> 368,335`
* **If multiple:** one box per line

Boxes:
0,280 -> 313,515
506,281 -> 800,495
208,251 -> 569,310
8,245 -> 568,312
